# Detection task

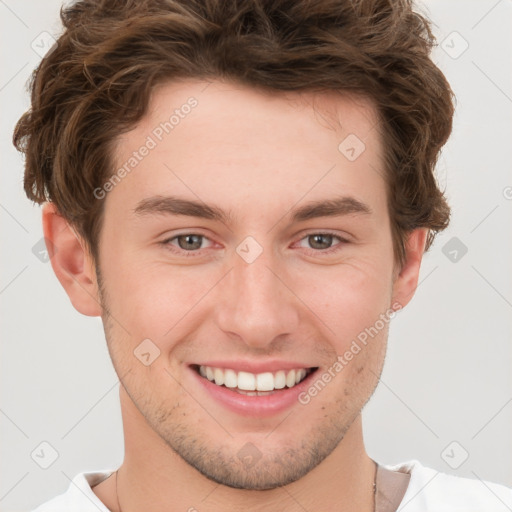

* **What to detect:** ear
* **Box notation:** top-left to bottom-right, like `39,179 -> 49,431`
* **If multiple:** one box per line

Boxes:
391,228 -> 429,310
42,202 -> 102,316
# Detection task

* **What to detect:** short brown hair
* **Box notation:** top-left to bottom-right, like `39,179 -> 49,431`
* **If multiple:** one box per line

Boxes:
13,0 -> 454,270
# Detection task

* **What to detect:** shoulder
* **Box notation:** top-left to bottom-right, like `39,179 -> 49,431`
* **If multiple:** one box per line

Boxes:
31,470 -> 114,512
385,459 -> 512,512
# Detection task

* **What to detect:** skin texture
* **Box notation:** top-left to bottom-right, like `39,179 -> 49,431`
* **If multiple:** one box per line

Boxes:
43,79 -> 427,511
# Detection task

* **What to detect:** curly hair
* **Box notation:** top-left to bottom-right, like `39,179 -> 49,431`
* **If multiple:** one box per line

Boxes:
13,0 -> 454,269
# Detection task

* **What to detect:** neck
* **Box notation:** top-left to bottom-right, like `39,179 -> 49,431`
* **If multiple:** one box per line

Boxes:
100,388 -> 376,512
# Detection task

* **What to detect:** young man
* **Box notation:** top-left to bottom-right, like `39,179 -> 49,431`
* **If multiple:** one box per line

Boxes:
13,0 -> 511,510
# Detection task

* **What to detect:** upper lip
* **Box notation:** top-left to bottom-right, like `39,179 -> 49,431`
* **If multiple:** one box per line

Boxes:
191,360 -> 317,374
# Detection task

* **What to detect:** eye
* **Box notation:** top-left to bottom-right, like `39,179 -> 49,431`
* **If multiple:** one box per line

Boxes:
160,232 -> 347,257
164,234 -> 214,252
297,233 -> 346,253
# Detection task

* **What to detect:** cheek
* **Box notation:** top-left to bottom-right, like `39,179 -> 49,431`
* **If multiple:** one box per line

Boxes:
296,257 -> 394,350
99,244 -> 222,348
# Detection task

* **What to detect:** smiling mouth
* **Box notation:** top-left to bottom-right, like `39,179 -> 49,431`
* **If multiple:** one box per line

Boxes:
192,364 -> 318,396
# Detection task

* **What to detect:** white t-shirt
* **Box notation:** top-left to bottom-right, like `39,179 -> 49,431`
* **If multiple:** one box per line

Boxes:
32,459 -> 512,512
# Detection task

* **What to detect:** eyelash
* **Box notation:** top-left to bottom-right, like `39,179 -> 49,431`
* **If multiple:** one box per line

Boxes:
160,232 -> 348,257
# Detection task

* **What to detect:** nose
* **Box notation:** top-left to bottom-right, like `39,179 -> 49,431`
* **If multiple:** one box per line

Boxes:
215,248 -> 300,350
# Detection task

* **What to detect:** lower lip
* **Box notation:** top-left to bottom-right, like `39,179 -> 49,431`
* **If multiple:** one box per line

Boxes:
189,367 -> 318,417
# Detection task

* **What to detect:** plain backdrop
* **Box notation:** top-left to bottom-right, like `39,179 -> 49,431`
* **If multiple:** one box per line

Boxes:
1,1 -> 511,510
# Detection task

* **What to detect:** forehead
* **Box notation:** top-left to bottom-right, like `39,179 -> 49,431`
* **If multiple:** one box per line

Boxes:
108,79 -> 386,221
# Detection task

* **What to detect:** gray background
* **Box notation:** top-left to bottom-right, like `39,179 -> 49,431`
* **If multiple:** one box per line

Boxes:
1,1 -> 511,510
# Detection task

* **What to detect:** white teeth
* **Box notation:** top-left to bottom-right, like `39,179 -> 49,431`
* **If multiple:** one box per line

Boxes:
237,371 -> 256,391
274,370 -> 286,389
214,368 -> 224,386
224,368 -> 237,388
198,365 -> 311,391
295,369 -> 306,384
286,370 -> 296,388
256,372 -> 274,392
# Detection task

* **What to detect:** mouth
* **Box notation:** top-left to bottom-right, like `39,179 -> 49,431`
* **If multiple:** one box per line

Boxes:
187,361 -> 319,414
192,364 -> 317,395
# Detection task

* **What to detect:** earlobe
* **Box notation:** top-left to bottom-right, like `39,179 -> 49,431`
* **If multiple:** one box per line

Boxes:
391,228 -> 429,310
42,202 -> 102,317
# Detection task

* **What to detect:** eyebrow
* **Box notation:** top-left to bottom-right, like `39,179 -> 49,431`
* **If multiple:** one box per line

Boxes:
133,195 -> 372,224
291,196 -> 372,222
133,196 -> 233,224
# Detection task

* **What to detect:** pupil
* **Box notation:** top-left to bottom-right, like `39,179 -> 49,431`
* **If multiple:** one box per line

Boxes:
178,235 -> 202,250
309,234 -> 332,250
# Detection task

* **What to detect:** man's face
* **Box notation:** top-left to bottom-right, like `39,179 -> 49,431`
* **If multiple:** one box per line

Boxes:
97,80 -> 398,489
